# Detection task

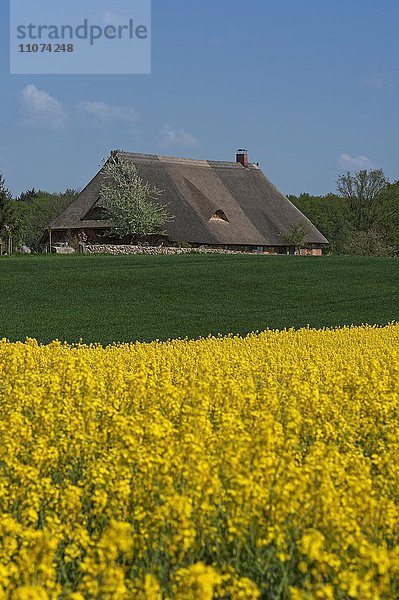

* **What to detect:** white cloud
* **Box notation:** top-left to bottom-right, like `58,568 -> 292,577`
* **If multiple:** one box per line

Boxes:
362,64 -> 391,90
363,75 -> 385,90
20,84 -> 66,130
338,153 -> 377,170
77,101 -> 138,126
158,125 -> 199,149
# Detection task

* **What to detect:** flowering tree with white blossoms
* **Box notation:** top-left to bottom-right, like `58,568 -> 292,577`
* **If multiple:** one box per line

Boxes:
100,154 -> 174,244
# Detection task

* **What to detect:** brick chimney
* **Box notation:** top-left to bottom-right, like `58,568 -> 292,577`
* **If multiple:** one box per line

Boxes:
236,149 -> 249,167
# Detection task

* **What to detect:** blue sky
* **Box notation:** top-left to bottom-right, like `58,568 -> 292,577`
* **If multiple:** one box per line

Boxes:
1,0 -> 398,196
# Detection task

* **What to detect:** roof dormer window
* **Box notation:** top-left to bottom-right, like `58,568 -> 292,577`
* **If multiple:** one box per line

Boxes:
210,210 -> 229,222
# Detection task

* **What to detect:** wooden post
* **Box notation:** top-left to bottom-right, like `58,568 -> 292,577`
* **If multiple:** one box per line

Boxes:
4,225 -> 10,255
48,227 -> 52,254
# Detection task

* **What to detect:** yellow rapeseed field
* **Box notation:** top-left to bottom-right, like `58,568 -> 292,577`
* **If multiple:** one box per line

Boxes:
0,324 -> 399,599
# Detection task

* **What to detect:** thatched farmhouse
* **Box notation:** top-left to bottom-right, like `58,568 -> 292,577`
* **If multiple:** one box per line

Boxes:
47,149 -> 328,254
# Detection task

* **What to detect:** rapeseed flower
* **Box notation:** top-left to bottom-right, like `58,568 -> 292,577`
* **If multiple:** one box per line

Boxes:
0,324 -> 398,597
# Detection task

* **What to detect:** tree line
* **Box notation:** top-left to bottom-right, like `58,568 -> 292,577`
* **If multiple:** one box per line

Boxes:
0,176 -> 78,251
1,166 -> 398,255
288,169 -> 399,256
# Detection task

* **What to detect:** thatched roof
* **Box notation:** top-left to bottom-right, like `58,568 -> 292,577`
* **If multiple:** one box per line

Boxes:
50,151 -> 328,246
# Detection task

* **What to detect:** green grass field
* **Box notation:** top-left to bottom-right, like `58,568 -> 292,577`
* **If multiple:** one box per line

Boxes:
1,254 -> 398,345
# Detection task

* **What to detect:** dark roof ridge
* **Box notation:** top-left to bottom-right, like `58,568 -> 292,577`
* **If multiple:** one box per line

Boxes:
117,150 -> 256,169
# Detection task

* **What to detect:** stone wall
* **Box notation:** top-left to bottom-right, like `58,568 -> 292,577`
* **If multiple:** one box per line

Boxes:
80,244 -> 324,256
81,244 -> 250,256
